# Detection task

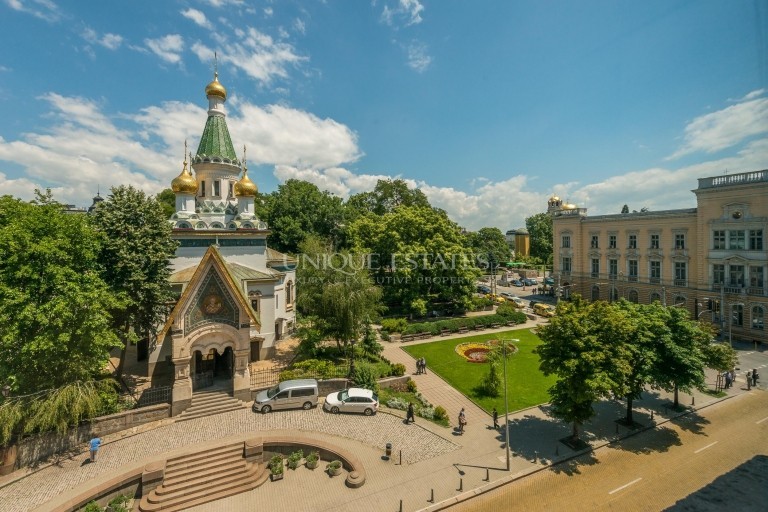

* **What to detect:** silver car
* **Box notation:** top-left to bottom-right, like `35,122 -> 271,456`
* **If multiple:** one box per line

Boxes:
323,387 -> 379,416
252,379 -> 319,413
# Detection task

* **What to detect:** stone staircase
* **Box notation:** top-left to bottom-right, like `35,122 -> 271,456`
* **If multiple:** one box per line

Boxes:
138,442 -> 267,511
176,389 -> 246,422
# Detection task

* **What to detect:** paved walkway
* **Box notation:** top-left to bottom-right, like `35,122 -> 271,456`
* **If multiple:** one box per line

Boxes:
1,316 -> 764,512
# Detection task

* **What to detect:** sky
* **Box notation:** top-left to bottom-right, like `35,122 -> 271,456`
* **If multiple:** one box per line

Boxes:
0,0 -> 765,231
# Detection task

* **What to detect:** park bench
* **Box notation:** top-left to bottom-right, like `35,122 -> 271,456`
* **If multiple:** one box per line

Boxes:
400,334 -> 414,342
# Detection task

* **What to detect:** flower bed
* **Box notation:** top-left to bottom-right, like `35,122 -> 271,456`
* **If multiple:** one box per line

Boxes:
455,340 -> 518,362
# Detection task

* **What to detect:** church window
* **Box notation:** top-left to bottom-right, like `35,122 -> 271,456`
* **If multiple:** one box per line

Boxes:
213,180 -> 220,197
200,181 -> 206,197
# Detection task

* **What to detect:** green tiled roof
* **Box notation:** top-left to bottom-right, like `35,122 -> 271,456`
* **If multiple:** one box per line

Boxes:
195,114 -> 239,163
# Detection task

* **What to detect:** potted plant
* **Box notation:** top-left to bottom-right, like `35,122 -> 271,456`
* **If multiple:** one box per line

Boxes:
269,454 -> 284,481
286,449 -> 303,470
305,450 -> 320,470
326,459 -> 342,476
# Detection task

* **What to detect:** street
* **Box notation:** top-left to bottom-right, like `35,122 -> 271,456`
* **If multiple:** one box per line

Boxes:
453,391 -> 768,512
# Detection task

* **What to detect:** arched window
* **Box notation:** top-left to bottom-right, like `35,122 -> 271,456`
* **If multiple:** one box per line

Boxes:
610,286 -> 618,302
751,306 -> 764,330
286,281 -> 294,306
731,304 -> 744,326
591,285 -> 600,301
628,290 -> 639,303
210,222 -> 224,229
650,292 -> 661,304
248,290 -> 261,313
674,295 -> 686,308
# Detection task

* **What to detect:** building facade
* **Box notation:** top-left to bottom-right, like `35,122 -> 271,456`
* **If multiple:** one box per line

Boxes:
148,71 -> 296,415
550,170 -> 767,345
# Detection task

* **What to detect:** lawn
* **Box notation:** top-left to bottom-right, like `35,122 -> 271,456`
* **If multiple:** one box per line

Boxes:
402,328 -> 556,414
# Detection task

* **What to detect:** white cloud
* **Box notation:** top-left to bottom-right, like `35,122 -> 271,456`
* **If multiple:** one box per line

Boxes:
294,18 -> 306,35
405,41 -> 431,72
667,91 -> 768,160
81,27 -> 123,50
181,8 -> 210,28
145,34 -> 184,65
191,27 -> 306,85
4,0 -> 61,22
200,0 -> 243,7
263,7 -> 273,18
381,0 -> 424,27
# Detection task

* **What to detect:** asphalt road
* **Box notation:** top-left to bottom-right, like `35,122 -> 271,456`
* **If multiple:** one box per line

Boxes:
453,391 -> 768,512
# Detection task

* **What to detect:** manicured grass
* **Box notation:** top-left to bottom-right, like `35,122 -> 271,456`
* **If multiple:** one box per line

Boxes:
402,329 -> 556,414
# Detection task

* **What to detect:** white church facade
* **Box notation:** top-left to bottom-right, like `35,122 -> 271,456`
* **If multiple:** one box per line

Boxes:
148,71 -> 296,415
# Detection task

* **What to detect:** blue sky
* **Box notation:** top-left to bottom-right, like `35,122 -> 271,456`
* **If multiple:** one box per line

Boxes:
0,0 -> 765,230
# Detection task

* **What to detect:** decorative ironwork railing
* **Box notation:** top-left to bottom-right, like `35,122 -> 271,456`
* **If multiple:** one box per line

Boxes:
137,385 -> 172,407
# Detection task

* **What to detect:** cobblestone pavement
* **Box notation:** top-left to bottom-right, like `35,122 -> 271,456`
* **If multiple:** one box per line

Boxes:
0,407 -> 458,512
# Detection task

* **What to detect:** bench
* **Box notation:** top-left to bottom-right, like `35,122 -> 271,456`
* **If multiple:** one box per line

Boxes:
400,335 -> 414,343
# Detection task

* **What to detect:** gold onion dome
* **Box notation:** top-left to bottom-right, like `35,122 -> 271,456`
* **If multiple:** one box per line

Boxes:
205,72 -> 227,100
562,203 -> 577,210
171,146 -> 197,194
234,170 -> 258,197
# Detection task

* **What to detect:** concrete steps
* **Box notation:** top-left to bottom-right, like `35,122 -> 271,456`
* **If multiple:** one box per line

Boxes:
139,442 -> 267,512
176,389 -> 246,422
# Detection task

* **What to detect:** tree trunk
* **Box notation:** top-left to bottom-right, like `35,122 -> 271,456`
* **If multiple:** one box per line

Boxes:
625,395 -> 634,424
571,421 -> 579,442
673,383 -> 679,408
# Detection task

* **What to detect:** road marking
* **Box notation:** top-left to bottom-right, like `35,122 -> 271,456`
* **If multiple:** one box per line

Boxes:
608,478 -> 642,495
694,441 -> 718,454
756,416 -> 768,425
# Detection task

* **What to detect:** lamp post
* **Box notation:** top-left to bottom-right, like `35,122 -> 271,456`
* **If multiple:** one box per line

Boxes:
502,338 -> 518,471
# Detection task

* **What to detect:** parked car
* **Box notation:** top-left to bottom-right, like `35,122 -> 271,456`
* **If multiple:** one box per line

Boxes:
477,285 -> 492,294
509,279 -> 524,287
253,379 -> 319,413
323,387 -> 379,416
533,303 -> 555,317
499,292 -> 516,300
500,292 -> 525,308
543,277 -> 555,286
522,278 -> 538,286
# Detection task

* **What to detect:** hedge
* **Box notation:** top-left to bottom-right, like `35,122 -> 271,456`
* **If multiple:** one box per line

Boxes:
402,310 -> 526,335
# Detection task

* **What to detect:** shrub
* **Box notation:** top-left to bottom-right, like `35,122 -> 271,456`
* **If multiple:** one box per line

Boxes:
418,405 -> 435,420
406,378 -> 417,393
389,363 -> 406,377
83,502 -> 102,512
107,495 -> 131,512
269,455 -> 284,475
287,449 -> 303,470
327,460 -> 342,471
351,363 -> 380,393
433,405 -> 448,421
306,450 -> 320,464
386,396 -> 408,410
479,360 -> 501,397
381,317 -> 408,333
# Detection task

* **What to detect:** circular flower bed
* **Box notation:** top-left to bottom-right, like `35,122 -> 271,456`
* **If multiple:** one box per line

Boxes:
455,340 -> 518,363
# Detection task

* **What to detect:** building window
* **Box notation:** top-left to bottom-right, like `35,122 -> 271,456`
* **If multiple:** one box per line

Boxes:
609,235 -> 617,249
628,234 -> 637,249
590,235 -> 599,249
674,262 -> 687,285
713,230 -> 725,250
562,257 -> 572,273
228,181 -> 234,197
250,299 -> 259,312
650,261 -> 661,283
628,290 -> 638,303
752,306 -> 764,330
749,229 -> 763,251
729,230 -> 745,250
750,266 -> 764,289
562,235 -> 571,248
729,265 -> 744,287
286,281 -> 294,305
674,233 -> 685,250
276,294 -> 279,309
650,234 -> 660,249
591,258 -> 600,278
213,180 -> 220,197
609,259 -> 618,277
674,295 -> 686,308
200,180 -> 206,197
713,264 -> 725,285
610,286 -> 618,301
650,292 -> 661,303
731,304 -> 743,327
628,260 -> 638,281
591,285 -> 600,301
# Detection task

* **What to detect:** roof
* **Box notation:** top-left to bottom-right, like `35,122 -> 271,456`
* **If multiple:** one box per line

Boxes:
195,114 -> 239,164
171,261 -> 276,284
266,247 -> 297,263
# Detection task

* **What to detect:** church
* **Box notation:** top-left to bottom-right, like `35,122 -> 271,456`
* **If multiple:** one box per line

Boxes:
148,70 -> 296,415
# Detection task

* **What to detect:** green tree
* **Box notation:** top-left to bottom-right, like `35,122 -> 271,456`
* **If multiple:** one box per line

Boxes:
0,192 -> 120,393
263,179 -> 346,254
155,188 -> 176,219
466,227 -> 510,269
525,212 -> 553,264
621,204 -> 629,214
703,343 -> 738,375
346,179 -> 431,217
90,186 -> 177,378
348,206 -> 478,316
536,297 -> 622,441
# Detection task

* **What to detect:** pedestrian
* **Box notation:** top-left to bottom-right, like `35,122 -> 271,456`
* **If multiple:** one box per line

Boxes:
415,358 -> 422,374
492,407 -> 499,429
422,357 -> 427,375
746,370 -> 752,390
753,369 -> 759,388
406,402 -> 415,424
89,436 -> 102,462
724,371 -> 732,389
458,408 -> 467,434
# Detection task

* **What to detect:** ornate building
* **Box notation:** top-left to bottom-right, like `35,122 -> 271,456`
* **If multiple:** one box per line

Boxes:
550,170 -> 767,345
149,71 -> 296,415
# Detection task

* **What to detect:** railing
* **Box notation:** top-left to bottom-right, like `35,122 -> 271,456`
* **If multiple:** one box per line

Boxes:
698,170 -> 767,189
674,279 -> 688,287
137,385 -> 172,407
192,371 -> 213,391
249,363 -> 350,389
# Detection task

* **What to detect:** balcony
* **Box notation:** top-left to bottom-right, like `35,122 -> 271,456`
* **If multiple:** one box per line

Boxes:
649,277 -> 661,284
673,279 -> 688,287
627,275 -> 638,282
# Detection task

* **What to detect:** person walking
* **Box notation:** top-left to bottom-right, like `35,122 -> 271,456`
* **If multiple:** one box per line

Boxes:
415,358 -> 422,374
746,370 -> 752,390
458,408 -> 467,434
492,407 -> 499,429
88,436 -> 102,462
406,402 -> 415,424
422,357 -> 427,375
752,369 -> 760,388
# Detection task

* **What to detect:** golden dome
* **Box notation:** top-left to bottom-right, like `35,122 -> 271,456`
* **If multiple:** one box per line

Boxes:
549,194 -> 560,202
562,203 -> 577,210
234,169 -> 258,197
171,147 -> 197,194
205,72 -> 227,100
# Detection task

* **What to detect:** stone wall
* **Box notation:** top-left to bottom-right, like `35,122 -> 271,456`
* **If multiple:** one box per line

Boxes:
15,404 -> 170,469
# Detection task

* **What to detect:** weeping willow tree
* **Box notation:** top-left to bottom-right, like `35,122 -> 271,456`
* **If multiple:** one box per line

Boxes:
0,380 -> 119,447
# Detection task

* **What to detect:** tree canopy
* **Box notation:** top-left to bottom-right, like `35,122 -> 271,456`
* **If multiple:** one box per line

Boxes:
466,227 -> 510,268
525,212 -> 553,264
346,179 -> 431,217
0,192 -> 119,393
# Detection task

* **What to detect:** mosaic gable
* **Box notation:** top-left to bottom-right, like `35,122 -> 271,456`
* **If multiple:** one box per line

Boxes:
184,268 -> 240,335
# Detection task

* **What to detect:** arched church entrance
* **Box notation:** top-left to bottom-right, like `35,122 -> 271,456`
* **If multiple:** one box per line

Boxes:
191,346 -> 234,391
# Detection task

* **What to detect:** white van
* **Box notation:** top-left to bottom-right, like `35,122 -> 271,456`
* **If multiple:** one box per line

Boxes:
252,379 -> 319,413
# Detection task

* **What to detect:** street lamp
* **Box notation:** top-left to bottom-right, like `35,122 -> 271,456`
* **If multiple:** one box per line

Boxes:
501,338 -> 519,471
